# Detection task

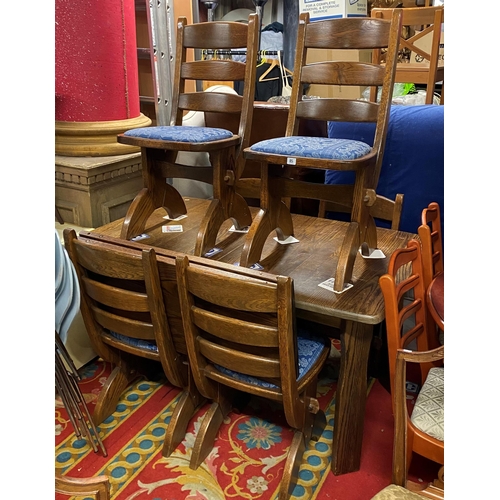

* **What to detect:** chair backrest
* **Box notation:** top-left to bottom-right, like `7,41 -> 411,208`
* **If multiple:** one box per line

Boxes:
63,228 -> 185,389
55,475 -> 110,500
171,14 -> 259,162
175,253 -> 316,429
418,201 -> 443,290
371,6 -> 444,103
286,10 -> 402,186
379,239 -> 436,402
319,192 -> 404,230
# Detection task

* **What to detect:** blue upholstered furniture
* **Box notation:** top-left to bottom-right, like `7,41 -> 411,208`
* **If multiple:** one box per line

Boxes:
325,105 -> 444,237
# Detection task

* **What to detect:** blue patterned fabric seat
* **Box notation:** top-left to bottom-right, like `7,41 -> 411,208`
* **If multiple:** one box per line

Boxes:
215,335 -> 328,389
108,331 -> 158,353
123,125 -> 234,143
249,136 -> 372,161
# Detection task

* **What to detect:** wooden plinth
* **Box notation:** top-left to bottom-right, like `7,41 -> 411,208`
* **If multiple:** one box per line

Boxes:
55,114 -> 152,157
55,153 -> 144,228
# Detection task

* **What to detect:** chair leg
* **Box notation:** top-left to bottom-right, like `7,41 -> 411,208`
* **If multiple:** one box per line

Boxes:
162,389 -> 207,457
190,399 -> 232,470
92,365 -> 138,425
239,161 -> 294,267
279,430 -> 306,500
120,184 -> 187,240
195,147 -> 252,256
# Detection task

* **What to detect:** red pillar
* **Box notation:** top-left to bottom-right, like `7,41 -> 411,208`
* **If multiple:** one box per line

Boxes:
55,0 -> 151,156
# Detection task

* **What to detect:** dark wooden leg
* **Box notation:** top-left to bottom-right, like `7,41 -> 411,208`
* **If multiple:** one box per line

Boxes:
189,399 -> 232,470
334,222 -> 360,292
92,365 -> 138,425
240,162 -> 293,267
194,147 -> 252,256
331,320 -> 373,475
279,430 -> 306,500
162,389 -> 207,457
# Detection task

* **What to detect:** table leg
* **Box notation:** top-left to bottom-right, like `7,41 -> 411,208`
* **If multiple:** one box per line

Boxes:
331,320 -> 373,475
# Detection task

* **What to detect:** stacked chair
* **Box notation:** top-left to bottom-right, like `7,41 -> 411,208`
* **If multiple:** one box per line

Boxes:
55,474 -> 110,500
63,229 -> 205,457
116,14 -> 259,257
175,253 -> 330,500
241,10 -> 402,291
377,238 -> 444,498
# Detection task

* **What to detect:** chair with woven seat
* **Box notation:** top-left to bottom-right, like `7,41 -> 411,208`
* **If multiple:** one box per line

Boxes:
378,239 -> 444,491
242,10 -> 402,292
175,254 -> 330,500
63,228 -> 205,457
116,14 -> 259,256
371,6 -> 444,105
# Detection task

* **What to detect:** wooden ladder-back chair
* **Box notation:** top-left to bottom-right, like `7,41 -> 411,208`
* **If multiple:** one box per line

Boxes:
370,348 -> 445,499
418,201 -> 444,349
319,192 -> 405,231
418,201 -> 443,289
117,14 -> 260,256
175,254 -> 330,500
379,239 -> 444,486
242,10 -> 402,292
63,228 -> 204,457
371,6 -> 444,105
55,474 -> 111,500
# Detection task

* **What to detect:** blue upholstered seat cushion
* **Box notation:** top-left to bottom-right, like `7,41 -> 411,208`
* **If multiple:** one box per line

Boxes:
249,136 -> 371,160
123,125 -> 233,143
215,335 -> 328,389
108,331 -> 158,353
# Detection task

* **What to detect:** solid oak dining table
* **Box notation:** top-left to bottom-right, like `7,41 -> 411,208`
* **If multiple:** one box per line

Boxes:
90,197 -> 415,476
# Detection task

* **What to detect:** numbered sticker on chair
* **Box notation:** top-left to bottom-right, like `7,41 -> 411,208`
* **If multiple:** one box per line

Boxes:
287,157 -> 297,165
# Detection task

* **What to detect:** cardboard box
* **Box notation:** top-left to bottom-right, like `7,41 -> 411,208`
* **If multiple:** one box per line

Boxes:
305,48 -> 372,99
299,0 -> 368,22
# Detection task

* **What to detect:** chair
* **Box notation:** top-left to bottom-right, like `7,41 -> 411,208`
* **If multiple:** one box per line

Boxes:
63,228 -> 204,457
418,201 -> 443,290
319,193 -> 405,231
175,254 -> 330,499
371,6 -> 444,105
418,201 -> 443,348
242,10 -> 402,292
55,474 -> 111,500
378,239 -> 444,486
116,14 -> 260,257
370,345 -> 445,500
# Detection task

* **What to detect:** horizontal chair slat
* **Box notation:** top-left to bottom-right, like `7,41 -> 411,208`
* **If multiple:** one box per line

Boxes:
178,92 -> 243,114
297,98 -> 379,123
192,306 -> 279,347
183,22 -> 250,49
301,62 -> 385,87
92,306 -> 156,340
199,338 -> 281,379
181,60 -> 246,82
305,18 -> 392,49
83,276 -> 150,312
187,268 -> 278,312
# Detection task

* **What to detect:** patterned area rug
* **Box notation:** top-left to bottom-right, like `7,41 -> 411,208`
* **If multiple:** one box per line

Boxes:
55,340 -> 370,500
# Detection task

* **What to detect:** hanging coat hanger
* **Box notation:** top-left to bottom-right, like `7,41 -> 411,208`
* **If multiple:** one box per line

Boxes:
259,53 -> 281,82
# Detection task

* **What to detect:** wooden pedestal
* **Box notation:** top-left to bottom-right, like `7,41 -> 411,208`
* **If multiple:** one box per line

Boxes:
55,153 -> 143,228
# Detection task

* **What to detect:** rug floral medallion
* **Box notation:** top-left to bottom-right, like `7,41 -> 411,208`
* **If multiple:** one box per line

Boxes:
56,342 -> 357,500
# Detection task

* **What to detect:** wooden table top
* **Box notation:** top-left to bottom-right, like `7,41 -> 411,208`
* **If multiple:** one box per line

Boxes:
93,197 -> 416,325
